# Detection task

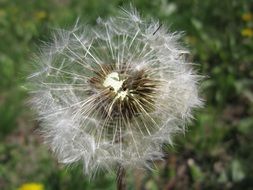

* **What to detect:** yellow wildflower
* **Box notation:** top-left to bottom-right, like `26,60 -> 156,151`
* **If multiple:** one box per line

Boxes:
241,28 -> 253,37
34,11 -> 47,20
18,183 -> 44,190
242,13 -> 252,21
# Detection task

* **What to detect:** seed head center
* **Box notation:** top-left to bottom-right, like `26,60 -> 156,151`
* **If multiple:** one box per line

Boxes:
103,72 -> 128,100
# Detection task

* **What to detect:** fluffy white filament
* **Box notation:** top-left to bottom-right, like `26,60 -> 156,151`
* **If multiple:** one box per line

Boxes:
29,7 -> 202,176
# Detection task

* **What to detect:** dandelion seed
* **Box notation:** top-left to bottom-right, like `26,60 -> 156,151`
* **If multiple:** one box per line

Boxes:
29,6 -> 202,177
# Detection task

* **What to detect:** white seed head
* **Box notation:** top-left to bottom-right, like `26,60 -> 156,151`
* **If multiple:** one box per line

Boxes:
29,6 -> 203,176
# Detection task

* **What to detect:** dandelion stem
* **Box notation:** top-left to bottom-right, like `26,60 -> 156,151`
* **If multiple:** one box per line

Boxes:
117,165 -> 126,190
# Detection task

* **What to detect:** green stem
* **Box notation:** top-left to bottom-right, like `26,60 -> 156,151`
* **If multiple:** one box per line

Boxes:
117,165 -> 126,190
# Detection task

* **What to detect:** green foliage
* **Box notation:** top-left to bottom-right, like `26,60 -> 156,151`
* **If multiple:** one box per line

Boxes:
0,0 -> 252,189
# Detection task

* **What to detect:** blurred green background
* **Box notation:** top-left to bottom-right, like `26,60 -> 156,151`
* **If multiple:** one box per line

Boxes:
0,0 -> 252,189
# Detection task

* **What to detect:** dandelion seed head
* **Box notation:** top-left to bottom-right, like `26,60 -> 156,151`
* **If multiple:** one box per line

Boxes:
29,6 -> 203,176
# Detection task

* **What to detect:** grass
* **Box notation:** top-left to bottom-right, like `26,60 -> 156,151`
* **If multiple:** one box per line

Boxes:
0,0 -> 252,189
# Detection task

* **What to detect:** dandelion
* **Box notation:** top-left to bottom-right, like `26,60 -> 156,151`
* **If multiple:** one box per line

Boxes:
18,183 -> 44,190
241,28 -> 253,37
29,6 -> 202,188
241,13 -> 252,22
34,11 -> 47,21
